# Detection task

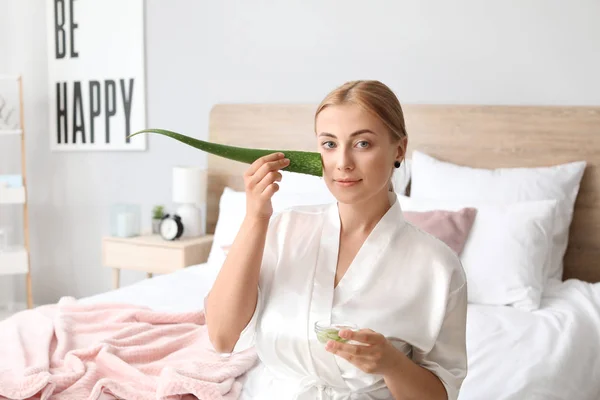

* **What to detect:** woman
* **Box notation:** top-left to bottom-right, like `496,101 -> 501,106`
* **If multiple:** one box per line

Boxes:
205,80 -> 468,400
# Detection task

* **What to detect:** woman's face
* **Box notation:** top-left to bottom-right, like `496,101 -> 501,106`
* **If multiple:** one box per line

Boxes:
315,103 -> 403,205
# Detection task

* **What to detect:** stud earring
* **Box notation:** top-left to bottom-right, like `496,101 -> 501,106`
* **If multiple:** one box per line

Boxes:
394,160 -> 401,168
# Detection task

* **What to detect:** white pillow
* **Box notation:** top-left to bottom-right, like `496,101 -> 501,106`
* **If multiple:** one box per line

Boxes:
207,186 -> 336,268
391,158 -> 411,195
206,188 -> 246,268
399,195 -> 557,311
409,151 -> 586,282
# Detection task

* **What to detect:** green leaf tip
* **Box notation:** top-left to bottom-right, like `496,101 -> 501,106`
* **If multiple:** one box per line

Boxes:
128,128 -> 323,177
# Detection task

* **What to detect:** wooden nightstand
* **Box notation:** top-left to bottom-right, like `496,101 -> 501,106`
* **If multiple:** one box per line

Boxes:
102,234 -> 214,289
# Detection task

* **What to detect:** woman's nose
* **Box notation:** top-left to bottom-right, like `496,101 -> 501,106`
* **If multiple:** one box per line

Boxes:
335,149 -> 354,171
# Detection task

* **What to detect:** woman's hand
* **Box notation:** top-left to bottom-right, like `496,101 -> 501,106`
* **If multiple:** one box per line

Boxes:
243,152 -> 290,220
327,329 -> 450,400
325,328 -> 405,376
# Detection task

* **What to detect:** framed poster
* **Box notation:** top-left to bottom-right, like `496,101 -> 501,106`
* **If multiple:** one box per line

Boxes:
47,0 -> 147,151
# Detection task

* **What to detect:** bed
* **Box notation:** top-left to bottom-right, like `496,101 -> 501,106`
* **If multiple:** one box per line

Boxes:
83,103 -> 600,399
4,103 -> 600,400
80,262 -> 600,400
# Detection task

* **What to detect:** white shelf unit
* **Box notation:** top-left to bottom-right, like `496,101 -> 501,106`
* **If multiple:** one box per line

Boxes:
0,129 -> 23,135
0,75 -> 33,308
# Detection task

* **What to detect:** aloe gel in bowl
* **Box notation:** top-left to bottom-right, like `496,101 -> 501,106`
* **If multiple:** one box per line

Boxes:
314,321 -> 358,344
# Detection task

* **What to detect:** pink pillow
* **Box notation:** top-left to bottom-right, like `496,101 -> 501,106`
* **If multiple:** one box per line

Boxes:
403,208 -> 477,255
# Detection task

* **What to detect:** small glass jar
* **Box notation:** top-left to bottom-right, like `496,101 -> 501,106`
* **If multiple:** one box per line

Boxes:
110,203 -> 141,238
314,320 -> 358,344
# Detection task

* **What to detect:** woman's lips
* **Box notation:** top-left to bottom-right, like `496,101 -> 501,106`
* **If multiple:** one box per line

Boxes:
334,179 -> 362,187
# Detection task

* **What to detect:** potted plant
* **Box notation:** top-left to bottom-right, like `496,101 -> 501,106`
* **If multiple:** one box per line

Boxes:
152,205 -> 165,234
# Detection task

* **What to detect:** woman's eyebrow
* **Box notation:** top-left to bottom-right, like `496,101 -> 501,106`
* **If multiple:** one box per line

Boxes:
317,129 -> 376,138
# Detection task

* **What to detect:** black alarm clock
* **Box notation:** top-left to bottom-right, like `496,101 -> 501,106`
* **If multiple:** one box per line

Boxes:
159,214 -> 184,241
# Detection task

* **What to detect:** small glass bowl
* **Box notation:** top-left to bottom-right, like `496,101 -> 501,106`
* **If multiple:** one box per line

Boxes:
314,320 -> 358,344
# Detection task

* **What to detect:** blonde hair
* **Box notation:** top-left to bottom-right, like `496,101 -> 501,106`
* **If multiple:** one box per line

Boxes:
314,80 -> 408,192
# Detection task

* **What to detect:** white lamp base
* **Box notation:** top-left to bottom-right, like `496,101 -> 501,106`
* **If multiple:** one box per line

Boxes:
175,203 -> 204,238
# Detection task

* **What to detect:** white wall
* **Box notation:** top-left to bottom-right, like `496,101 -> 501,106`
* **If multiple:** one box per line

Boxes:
1,0 -> 599,307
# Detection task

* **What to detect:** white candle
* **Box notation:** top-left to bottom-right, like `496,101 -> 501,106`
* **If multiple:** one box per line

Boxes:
116,212 -> 135,237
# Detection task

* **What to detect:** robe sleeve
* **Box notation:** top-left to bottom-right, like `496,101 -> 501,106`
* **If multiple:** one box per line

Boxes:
228,212 -> 282,354
412,281 -> 468,400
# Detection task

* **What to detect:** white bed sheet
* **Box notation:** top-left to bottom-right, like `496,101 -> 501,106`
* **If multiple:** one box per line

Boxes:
80,265 -> 600,400
80,263 -> 220,312
461,279 -> 600,400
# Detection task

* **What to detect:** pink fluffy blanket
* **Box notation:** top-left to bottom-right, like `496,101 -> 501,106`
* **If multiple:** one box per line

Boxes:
0,297 -> 257,400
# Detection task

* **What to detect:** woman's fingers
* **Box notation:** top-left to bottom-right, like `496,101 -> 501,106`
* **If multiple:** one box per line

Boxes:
252,158 -> 289,186
339,329 -> 383,345
247,159 -> 288,189
327,341 -> 370,356
244,152 -> 284,178
260,180 -> 280,198
242,152 -> 288,220
255,170 -> 283,194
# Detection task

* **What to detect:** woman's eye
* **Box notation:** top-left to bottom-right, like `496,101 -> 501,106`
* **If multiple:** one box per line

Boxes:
322,141 -> 335,149
356,141 -> 370,148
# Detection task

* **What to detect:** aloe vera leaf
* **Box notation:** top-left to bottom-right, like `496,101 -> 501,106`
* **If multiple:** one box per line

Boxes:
127,128 -> 323,177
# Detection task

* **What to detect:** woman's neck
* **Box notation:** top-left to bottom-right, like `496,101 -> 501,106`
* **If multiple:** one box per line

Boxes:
337,190 -> 393,235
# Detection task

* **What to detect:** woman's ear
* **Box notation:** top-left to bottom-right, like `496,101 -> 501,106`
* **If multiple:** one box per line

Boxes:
396,136 -> 408,160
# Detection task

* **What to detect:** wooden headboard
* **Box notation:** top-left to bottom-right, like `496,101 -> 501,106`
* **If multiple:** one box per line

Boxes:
207,104 -> 600,283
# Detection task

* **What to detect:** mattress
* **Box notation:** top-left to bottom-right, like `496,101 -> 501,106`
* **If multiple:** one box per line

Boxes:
80,265 -> 600,400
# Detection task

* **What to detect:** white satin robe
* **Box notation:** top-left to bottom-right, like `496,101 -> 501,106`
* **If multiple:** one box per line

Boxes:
234,192 -> 468,400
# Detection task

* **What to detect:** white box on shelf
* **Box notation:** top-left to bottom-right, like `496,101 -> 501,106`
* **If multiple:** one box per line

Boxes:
0,186 -> 26,204
0,246 -> 28,276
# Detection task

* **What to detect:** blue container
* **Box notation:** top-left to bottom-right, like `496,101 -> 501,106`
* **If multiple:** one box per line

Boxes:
110,204 -> 141,238
0,175 -> 22,188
